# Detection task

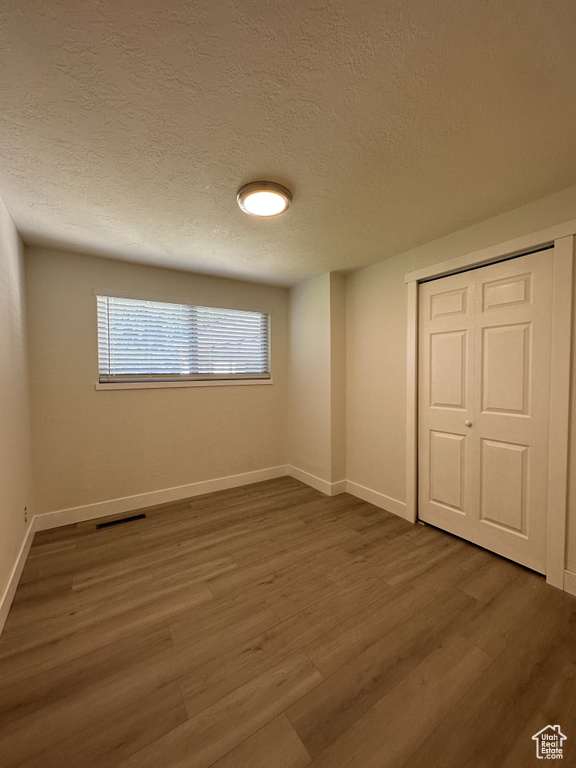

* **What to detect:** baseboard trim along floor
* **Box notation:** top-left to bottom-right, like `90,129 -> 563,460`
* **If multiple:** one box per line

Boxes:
0,518 -> 36,636
34,466 -> 288,531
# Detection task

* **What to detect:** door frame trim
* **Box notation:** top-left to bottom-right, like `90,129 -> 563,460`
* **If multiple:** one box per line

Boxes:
405,223 -> 575,589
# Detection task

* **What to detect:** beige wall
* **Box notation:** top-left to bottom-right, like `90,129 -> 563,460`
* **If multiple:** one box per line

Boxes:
346,252 -> 408,505
568,278 -> 576,574
330,274 -> 346,482
0,198 -> 33,600
26,248 -> 289,515
346,183 -> 576,570
288,274 -> 332,480
287,273 -> 346,484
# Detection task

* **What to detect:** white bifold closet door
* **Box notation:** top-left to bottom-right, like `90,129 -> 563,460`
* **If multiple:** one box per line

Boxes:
418,250 -> 553,573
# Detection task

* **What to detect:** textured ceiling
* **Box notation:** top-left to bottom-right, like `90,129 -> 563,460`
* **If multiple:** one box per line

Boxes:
1,1 -> 576,285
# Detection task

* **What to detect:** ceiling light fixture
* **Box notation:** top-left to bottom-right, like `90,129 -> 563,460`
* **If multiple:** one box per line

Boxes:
237,181 -> 292,217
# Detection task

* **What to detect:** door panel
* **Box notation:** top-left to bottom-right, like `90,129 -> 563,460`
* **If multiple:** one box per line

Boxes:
430,331 -> 468,408
481,324 -> 530,414
430,431 -> 466,512
480,439 -> 527,535
482,273 -> 531,311
418,250 -> 553,573
431,288 -> 468,319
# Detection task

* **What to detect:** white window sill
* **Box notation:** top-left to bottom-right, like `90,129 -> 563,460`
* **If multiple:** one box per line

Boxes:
95,379 -> 274,391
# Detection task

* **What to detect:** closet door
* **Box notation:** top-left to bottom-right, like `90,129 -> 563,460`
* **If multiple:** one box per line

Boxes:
418,251 -> 553,573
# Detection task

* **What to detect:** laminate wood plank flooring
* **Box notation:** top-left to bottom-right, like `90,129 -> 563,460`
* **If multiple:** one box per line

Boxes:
1,477 -> 575,767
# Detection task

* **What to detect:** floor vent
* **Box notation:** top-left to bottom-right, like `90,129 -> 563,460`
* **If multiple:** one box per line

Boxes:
96,513 -> 146,529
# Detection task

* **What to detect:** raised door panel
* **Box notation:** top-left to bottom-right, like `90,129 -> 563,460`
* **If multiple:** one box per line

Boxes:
430,331 -> 467,409
429,431 -> 466,513
481,323 -> 531,415
431,288 -> 468,319
482,274 -> 531,311
480,439 -> 528,535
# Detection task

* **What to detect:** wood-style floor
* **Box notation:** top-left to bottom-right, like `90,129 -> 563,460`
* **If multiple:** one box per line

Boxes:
1,477 -> 575,768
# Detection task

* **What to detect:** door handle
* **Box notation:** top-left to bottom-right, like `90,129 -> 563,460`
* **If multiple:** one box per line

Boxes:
464,420 -> 472,427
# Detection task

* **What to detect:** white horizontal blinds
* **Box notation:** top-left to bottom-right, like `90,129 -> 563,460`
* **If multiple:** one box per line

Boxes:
97,297 -> 194,377
97,296 -> 270,382
193,306 -> 269,375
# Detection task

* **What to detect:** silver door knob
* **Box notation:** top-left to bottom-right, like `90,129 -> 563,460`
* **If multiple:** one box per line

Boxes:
464,420 -> 472,427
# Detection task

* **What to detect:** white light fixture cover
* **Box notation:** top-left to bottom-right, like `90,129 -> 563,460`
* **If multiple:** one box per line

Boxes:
237,181 -> 292,217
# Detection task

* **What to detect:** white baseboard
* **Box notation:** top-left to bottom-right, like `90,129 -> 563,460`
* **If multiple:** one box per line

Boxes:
564,570 -> 576,596
286,466 -> 346,497
34,466 -> 288,531
345,480 -> 409,521
0,518 -> 36,636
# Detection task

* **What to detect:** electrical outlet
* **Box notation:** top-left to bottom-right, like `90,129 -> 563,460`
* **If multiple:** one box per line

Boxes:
24,506 -> 28,524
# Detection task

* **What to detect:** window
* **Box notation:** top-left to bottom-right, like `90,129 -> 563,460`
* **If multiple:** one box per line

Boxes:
97,295 -> 270,384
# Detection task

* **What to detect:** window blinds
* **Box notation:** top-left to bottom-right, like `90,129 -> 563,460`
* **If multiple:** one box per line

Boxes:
97,296 -> 270,382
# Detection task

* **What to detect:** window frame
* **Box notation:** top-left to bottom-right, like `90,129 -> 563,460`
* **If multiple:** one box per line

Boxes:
94,290 -> 273,390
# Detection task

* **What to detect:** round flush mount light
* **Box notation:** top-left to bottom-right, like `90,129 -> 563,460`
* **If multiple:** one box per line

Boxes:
237,181 -> 292,217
